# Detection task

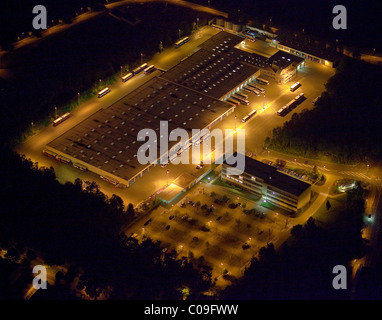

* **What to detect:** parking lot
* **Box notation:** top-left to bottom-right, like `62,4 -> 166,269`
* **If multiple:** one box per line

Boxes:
132,182 -> 290,289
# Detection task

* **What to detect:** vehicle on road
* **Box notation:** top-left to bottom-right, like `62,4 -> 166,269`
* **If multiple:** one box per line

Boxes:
121,72 -> 133,82
132,63 -> 148,75
144,64 -> 156,74
290,81 -> 301,92
53,112 -> 71,126
98,87 -> 111,98
256,77 -> 269,85
242,109 -> 257,122
175,36 -> 190,48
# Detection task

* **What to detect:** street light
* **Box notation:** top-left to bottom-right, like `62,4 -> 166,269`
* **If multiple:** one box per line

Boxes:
263,93 -> 265,109
77,92 -> 80,105
54,106 -> 57,119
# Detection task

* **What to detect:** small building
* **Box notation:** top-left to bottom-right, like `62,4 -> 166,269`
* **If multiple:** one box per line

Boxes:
222,153 -> 311,213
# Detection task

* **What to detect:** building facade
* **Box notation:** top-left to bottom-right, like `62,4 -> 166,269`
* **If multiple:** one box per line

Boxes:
222,154 -> 311,213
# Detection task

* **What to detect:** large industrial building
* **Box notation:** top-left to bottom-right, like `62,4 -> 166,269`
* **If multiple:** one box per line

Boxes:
222,153 -> 312,213
45,30 -> 305,187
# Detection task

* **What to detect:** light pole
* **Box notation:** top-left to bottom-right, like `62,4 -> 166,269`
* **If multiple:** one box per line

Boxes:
140,53 -> 143,65
54,106 -> 57,119
77,92 -> 80,105
263,93 -> 265,109
120,65 -> 123,78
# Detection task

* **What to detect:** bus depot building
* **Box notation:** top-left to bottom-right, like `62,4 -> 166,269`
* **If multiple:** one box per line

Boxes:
221,153 -> 312,213
44,30 -> 302,188
45,76 -> 236,187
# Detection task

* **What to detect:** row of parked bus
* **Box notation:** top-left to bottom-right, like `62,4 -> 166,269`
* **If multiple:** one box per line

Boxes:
121,63 -> 156,82
97,63 -> 157,99
42,149 -> 88,171
42,149 -> 120,185
277,93 -> 305,116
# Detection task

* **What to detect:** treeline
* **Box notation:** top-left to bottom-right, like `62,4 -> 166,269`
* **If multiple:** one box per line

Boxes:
0,2 -> 207,145
192,0 -> 382,51
266,57 -> 382,163
0,147 -> 213,299
0,0 -> 108,47
222,185 -> 369,299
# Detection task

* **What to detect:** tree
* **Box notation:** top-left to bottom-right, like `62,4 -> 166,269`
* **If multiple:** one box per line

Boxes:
291,224 -> 304,239
109,194 -> 124,213
126,203 -> 135,216
326,199 -> 331,211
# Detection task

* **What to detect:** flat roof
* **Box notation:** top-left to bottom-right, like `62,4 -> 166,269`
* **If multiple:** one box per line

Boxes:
198,30 -> 244,53
161,48 -> 259,99
224,153 -> 310,196
268,50 -> 304,69
48,77 -> 233,182
173,172 -> 198,189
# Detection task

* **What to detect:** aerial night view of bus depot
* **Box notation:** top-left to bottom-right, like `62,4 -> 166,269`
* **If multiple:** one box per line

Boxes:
1,0 -> 382,312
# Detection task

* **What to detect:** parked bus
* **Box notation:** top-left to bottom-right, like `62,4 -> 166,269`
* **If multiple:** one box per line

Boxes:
230,96 -> 249,105
98,87 -> 111,98
100,175 -> 119,185
256,77 -> 269,85
121,72 -> 133,82
175,36 -> 190,48
53,112 -> 70,127
242,109 -> 257,122
143,65 -> 156,74
73,162 -> 88,171
55,154 -> 71,164
312,96 -> 320,105
234,92 -> 248,100
132,63 -> 148,75
43,149 -> 57,158
248,83 -> 265,93
234,96 -> 250,105
294,92 -> 304,102
244,86 -> 260,96
226,99 -> 240,106
290,81 -> 301,92
277,106 -> 288,116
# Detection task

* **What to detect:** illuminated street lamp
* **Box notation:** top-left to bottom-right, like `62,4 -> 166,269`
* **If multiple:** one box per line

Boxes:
77,92 -> 80,105
54,106 -> 57,118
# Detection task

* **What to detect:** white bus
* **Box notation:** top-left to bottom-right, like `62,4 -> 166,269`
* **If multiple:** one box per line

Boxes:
226,99 -> 240,106
73,162 -> 88,171
234,92 -> 248,100
98,87 -> 111,98
256,78 -> 269,85
244,86 -> 260,96
277,106 -> 288,116
122,72 -> 133,82
175,36 -> 190,48
242,109 -> 257,122
143,65 -> 156,74
290,82 -> 301,92
248,83 -> 265,93
132,63 -> 148,75
53,112 -> 70,127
